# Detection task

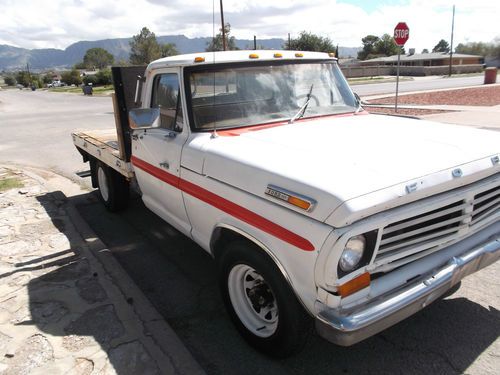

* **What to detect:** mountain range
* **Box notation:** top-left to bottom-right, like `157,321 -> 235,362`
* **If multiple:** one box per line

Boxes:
0,35 -> 360,71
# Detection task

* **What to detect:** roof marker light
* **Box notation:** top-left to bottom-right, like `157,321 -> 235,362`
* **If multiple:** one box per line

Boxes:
328,52 -> 336,57
273,53 -> 283,58
295,53 -> 304,58
249,53 -> 259,59
194,57 -> 205,63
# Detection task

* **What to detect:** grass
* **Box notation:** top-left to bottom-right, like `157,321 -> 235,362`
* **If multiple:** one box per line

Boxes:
0,177 -> 23,192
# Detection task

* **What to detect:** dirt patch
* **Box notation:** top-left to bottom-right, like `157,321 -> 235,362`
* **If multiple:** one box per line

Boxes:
368,85 -> 500,106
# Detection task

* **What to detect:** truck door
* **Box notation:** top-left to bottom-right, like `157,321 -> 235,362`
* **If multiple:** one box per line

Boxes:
131,70 -> 191,235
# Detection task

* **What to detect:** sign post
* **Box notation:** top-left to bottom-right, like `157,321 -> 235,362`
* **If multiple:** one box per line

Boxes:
393,22 -> 410,112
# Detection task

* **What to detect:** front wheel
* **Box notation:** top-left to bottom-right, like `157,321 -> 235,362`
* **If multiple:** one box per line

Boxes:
218,240 -> 312,358
95,161 -> 129,212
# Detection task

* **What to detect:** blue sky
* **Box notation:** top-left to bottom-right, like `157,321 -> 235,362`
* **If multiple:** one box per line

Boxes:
0,0 -> 498,53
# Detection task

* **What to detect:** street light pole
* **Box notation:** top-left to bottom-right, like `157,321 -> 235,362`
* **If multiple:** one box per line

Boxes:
449,5 -> 455,77
220,0 -> 227,51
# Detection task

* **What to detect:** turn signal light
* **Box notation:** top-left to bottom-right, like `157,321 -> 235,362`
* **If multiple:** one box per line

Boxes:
337,272 -> 370,298
287,196 -> 311,211
194,57 -> 205,63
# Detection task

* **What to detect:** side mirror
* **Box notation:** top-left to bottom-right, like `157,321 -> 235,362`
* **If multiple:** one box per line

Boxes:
129,108 -> 160,129
354,92 -> 367,106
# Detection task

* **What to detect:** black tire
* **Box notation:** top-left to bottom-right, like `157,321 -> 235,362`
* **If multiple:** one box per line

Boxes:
218,240 -> 312,358
95,161 -> 129,212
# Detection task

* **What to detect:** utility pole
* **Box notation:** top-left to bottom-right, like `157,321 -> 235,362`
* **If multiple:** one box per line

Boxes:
254,35 -> 257,50
449,5 -> 455,77
220,0 -> 227,51
26,63 -> 32,86
288,33 -> 291,50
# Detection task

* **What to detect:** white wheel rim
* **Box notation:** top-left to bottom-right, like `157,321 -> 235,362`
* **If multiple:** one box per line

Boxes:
228,264 -> 278,338
97,166 -> 110,202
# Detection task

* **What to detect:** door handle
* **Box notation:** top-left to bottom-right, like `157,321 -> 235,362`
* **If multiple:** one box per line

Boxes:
159,162 -> 170,169
164,131 -> 177,139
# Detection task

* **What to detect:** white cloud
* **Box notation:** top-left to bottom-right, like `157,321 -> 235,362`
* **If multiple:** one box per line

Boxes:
0,0 -> 498,51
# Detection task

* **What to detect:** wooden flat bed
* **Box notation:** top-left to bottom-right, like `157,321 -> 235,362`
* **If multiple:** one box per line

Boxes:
72,128 -> 134,178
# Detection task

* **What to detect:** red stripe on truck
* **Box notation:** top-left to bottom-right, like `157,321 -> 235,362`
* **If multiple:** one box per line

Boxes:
131,155 -> 315,251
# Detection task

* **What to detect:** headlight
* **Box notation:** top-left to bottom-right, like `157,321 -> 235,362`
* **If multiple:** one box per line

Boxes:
339,235 -> 366,272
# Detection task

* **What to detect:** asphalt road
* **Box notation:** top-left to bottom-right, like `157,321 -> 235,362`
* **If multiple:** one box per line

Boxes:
353,74 -> 487,96
0,89 -> 112,187
1,88 -> 499,374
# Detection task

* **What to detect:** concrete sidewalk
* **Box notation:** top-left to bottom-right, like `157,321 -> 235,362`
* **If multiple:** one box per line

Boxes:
0,166 -> 204,375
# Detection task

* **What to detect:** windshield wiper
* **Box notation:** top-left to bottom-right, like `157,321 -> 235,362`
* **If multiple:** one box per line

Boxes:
289,84 -> 314,124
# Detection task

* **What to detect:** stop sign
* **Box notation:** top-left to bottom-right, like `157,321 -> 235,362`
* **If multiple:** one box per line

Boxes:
394,22 -> 410,46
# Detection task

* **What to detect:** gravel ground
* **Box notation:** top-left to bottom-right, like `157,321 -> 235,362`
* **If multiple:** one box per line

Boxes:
368,84 -> 500,106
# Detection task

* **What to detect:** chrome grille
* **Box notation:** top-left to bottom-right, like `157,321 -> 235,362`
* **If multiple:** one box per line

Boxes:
374,179 -> 500,269
471,185 -> 500,226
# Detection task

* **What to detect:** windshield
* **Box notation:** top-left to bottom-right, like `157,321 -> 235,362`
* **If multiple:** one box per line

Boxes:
186,61 -> 357,131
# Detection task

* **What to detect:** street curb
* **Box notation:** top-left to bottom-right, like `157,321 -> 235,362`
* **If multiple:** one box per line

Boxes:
12,165 -> 205,375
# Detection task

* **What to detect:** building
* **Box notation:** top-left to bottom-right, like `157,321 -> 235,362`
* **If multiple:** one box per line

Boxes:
356,51 -> 483,76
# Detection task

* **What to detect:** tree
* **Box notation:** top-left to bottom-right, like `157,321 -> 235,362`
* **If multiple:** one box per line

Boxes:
61,69 -> 82,86
15,71 -> 31,87
455,41 -> 492,56
129,27 -> 161,65
357,35 -> 380,60
432,39 -> 450,53
421,48 -> 429,54
3,75 -> 15,86
206,23 -> 238,51
284,31 -> 335,52
455,39 -> 500,58
42,73 -> 54,84
96,69 -> 113,85
160,43 -> 179,58
374,34 -> 401,57
83,47 -> 114,69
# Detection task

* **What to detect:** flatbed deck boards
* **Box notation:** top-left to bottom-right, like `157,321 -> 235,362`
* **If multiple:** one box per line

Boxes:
72,129 -> 133,178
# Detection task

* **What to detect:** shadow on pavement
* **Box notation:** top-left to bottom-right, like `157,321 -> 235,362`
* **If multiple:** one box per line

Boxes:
17,191 -> 161,374
29,189 -> 499,375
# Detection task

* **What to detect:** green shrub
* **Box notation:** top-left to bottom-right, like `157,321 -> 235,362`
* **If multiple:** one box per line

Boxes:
96,69 -> 112,85
4,75 -> 16,86
82,74 -> 99,86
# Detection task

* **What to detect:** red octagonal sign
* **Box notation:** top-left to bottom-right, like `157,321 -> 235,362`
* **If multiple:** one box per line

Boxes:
394,22 -> 410,46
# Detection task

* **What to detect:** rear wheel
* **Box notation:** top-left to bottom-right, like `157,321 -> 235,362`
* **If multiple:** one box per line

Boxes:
218,240 -> 312,358
95,161 -> 129,212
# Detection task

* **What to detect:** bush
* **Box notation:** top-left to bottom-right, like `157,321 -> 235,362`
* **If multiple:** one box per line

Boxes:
4,75 -> 16,86
82,74 -> 99,86
61,69 -> 82,86
96,69 -> 112,85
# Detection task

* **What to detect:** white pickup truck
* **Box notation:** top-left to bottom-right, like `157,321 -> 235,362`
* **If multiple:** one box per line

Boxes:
72,50 -> 500,357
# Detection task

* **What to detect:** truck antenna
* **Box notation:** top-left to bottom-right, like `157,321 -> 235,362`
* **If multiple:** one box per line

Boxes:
211,0 -> 218,138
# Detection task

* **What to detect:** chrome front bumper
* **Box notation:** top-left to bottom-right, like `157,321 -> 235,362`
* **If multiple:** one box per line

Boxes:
315,235 -> 500,346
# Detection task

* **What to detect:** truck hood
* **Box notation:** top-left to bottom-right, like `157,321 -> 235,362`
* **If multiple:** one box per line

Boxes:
193,114 -> 500,226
